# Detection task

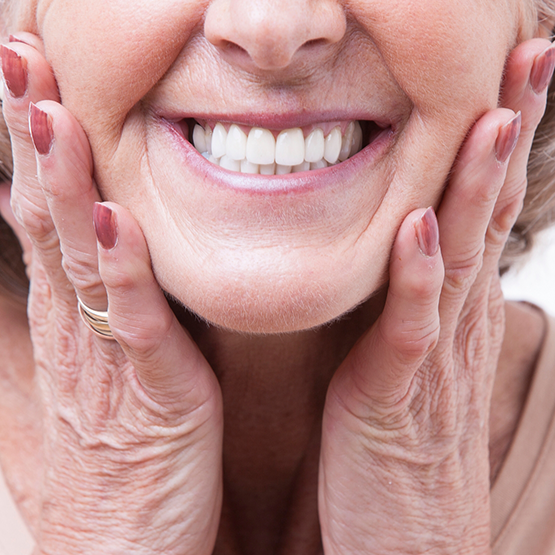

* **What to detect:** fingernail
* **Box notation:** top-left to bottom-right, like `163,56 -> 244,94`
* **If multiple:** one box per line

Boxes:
29,103 -> 54,155
0,44 -> 27,98
495,112 -> 521,164
530,43 -> 555,94
93,203 -> 118,250
9,35 -> 33,47
416,207 -> 439,257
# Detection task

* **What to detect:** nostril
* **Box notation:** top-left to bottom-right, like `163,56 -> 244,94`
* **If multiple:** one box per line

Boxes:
303,38 -> 329,49
221,40 -> 248,56
204,0 -> 347,72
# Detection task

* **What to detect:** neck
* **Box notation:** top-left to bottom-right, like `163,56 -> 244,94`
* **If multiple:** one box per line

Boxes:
173,297 -> 546,555
172,291 -> 387,555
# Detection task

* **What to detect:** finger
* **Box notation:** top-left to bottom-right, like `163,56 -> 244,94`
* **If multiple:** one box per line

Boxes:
436,109 -> 519,335
333,208 -> 443,407
495,39 -> 554,230
460,41 -> 554,316
1,42 -> 64,289
30,101 -> 106,311
1,41 -> 59,189
476,39 -> 555,272
94,202 -> 220,409
501,39 -> 553,161
8,32 -> 46,55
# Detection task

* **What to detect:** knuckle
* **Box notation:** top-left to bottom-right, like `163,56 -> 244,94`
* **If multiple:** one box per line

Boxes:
72,276 -> 105,301
112,310 -> 173,357
404,273 -> 441,299
101,265 -> 136,292
23,210 -> 57,244
60,250 -> 106,301
488,183 -> 526,239
462,171 -> 500,209
443,246 -> 484,292
380,314 -> 440,363
61,249 -> 99,283
11,189 -> 53,238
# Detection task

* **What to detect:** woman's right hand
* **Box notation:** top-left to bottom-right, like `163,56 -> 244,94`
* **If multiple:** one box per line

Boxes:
1,35 -> 223,555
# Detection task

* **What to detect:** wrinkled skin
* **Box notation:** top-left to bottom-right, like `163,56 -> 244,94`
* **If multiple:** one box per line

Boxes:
8,0 -> 539,332
0,0 -> 553,554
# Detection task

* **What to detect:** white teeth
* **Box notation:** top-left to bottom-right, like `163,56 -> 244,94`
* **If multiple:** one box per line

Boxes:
204,126 -> 213,155
310,159 -> 328,170
226,124 -> 247,161
351,122 -> 363,157
247,128 -> 275,165
260,162 -> 276,175
276,164 -> 292,175
275,128 -> 304,166
194,120 -> 369,175
212,123 -> 227,159
324,126 -> 341,164
338,122 -> 354,162
219,154 -> 241,172
293,161 -> 310,173
193,124 -> 207,153
304,128 -> 325,163
241,159 -> 259,174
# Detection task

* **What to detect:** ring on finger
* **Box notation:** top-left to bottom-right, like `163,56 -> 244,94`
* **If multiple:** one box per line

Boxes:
77,296 -> 115,340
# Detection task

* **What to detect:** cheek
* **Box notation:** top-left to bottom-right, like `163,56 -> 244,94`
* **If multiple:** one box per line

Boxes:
350,0 -> 516,118
38,0 -> 205,140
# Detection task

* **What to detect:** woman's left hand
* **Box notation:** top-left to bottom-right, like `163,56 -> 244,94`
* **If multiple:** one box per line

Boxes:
319,38 -> 554,555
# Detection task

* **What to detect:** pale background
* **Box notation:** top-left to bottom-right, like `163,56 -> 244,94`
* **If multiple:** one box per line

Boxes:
502,226 -> 555,314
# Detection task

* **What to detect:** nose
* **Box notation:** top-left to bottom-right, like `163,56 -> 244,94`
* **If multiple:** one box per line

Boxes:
204,0 -> 347,71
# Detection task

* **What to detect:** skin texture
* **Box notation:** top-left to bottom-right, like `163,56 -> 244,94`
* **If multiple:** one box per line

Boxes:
0,1 -> 552,554
9,0 -> 533,332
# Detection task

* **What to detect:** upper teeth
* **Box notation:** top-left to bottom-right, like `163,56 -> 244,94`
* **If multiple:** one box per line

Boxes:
192,121 -> 363,175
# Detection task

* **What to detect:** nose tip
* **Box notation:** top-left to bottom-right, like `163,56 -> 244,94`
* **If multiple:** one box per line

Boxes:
204,0 -> 347,71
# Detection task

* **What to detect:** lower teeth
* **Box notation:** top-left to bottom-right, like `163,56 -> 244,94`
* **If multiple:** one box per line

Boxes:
190,121 -> 366,175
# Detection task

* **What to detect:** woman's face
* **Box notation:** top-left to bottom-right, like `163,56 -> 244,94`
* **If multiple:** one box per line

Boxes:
14,0 -> 535,332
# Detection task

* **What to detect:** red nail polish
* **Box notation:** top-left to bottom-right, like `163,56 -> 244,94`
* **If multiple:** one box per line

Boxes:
495,112 -> 521,164
9,35 -> 33,47
29,103 -> 54,155
0,44 -> 28,98
416,207 -> 439,257
530,43 -> 555,94
93,203 -> 118,250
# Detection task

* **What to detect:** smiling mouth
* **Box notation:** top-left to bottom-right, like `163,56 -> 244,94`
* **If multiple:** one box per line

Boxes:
173,119 -> 388,175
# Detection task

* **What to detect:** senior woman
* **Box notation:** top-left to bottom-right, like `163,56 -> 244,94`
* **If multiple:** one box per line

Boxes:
0,0 -> 555,553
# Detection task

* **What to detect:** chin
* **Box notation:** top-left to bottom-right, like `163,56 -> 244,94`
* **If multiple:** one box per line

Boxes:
156,258 -> 386,334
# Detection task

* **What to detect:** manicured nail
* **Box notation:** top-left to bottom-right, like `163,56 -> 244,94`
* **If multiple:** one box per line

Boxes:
495,112 -> 521,164
9,35 -> 33,47
530,43 -> 555,94
0,44 -> 27,98
416,207 -> 439,257
93,203 -> 118,250
29,103 -> 54,155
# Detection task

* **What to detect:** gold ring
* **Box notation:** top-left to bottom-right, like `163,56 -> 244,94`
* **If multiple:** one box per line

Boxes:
77,296 -> 115,340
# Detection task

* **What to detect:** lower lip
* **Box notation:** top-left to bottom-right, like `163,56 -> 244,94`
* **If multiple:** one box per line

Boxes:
158,118 -> 394,195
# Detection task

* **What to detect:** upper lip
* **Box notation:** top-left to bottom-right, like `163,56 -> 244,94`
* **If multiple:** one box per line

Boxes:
155,109 -> 397,132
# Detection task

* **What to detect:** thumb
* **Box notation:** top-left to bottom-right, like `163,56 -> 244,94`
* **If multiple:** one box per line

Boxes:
332,208 -> 444,411
94,202 -> 221,412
